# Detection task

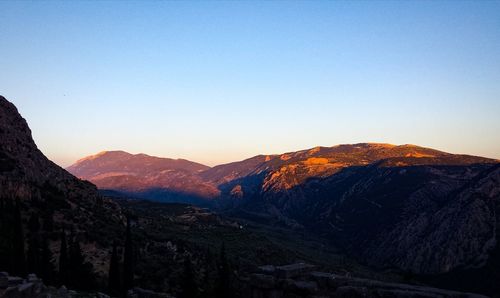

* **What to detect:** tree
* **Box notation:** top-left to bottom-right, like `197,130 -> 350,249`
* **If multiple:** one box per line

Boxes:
0,197 -> 11,271
12,199 -> 26,276
215,243 -> 233,298
26,232 -> 41,275
42,212 -> 54,232
27,212 -> 41,275
68,234 -> 95,290
59,230 -> 68,285
108,241 -> 121,295
28,212 -> 40,234
123,217 -> 134,294
180,255 -> 198,298
40,238 -> 55,284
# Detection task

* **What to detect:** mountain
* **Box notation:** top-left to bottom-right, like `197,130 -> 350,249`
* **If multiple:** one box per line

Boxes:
67,151 -> 219,204
206,144 -> 500,293
70,143 -> 500,283
0,95 -> 324,296
208,144 -> 500,272
0,96 -> 125,284
4,94 -> 500,296
206,143 -> 496,195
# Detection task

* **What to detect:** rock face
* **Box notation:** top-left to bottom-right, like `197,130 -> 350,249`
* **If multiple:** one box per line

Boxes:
210,145 -> 500,275
0,97 -> 102,201
0,95 -> 123,278
245,263 -> 487,298
0,272 -> 77,298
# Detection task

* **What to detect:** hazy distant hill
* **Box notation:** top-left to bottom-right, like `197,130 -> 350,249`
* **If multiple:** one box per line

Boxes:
67,151 -> 219,204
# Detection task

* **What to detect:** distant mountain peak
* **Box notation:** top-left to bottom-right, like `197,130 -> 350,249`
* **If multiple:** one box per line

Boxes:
75,150 -> 131,163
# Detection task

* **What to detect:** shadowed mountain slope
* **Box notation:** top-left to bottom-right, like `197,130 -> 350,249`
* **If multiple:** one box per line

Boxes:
210,144 -> 500,276
5,94 -> 500,295
0,95 -> 125,281
67,120 -> 500,289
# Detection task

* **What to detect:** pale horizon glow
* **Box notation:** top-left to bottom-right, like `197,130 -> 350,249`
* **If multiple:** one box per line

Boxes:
1,1 -> 499,167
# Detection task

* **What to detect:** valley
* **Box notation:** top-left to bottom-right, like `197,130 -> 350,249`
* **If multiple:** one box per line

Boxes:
1,95 -> 500,297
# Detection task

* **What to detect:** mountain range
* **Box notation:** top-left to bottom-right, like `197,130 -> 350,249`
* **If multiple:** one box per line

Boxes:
3,94 -> 500,296
68,143 -> 498,204
0,95 -> 327,296
68,141 -> 500,277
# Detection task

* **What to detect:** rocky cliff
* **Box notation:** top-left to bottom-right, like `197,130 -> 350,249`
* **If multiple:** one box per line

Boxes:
0,95 -> 123,278
217,145 -> 500,275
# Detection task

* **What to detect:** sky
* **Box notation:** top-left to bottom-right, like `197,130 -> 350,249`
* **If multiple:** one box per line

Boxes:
1,1 -> 499,167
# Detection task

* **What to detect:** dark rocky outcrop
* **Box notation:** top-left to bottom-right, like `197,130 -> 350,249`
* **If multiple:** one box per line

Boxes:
127,287 -> 175,298
0,95 -> 124,280
0,272 -> 90,298
245,263 -> 487,298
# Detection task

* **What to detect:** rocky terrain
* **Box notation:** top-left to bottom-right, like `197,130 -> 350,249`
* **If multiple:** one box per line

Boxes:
0,95 -> 360,296
246,263 -> 487,298
222,147 -> 500,274
4,94 -> 500,297
0,96 -> 125,279
69,142 -> 500,277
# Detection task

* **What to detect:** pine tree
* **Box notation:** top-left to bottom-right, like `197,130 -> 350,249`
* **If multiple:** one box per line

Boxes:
123,217 -> 134,294
108,240 -> 120,295
40,238 -> 55,284
27,212 -> 41,275
215,243 -> 233,298
27,233 -> 41,275
42,212 -> 54,232
59,230 -> 68,285
180,255 -> 198,298
69,235 -> 84,287
12,199 -> 26,276
0,197 -> 9,271
28,212 -> 40,234
68,234 -> 95,290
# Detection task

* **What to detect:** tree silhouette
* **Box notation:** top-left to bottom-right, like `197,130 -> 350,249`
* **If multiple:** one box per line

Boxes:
68,234 -> 95,290
27,212 -> 41,275
40,238 -> 55,284
42,212 -> 54,232
108,240 -> 121,295
28,212 -> 40,234
123,217 -> 134,294
12,199 -> 26,276
180,255 -> 198,298
58,230 -> 68,285
215,243 -> 233,298
0,197 -> 11,272
27,232 -> 41,275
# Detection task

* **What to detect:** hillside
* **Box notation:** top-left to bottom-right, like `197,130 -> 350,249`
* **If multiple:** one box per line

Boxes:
3,95 -> 499,296
0,95 -> 127,290
67,151 -> 218,204
69,143 -> 500,289
0,95 -> 366,296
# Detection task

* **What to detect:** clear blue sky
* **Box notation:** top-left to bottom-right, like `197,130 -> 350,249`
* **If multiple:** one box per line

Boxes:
1,1 -> 499,167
